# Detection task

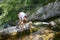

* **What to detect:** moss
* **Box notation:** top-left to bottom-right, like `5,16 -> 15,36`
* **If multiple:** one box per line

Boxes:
16,27 -> 39,38
32,27 -> 39,32
53,32 -> 60,40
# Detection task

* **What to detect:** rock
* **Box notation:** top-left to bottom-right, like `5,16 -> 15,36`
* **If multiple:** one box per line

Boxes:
39,37 -> 44,40
0,22 -> 36,39
28,0 -> 60,22
33,22 -> 49,26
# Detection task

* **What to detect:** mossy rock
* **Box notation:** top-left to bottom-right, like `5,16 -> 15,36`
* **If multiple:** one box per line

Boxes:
53,32 -> 60,40
31,27 -> 39,32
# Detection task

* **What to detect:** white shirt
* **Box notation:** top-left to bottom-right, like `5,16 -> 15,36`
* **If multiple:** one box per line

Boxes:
18,12 -> 26,20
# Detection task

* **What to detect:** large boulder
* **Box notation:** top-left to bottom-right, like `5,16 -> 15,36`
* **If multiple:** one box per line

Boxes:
28,0 -> 60,22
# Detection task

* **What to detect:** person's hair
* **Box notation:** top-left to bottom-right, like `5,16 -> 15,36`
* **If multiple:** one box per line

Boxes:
23,19 -> 27,23
24,15 -> 27,18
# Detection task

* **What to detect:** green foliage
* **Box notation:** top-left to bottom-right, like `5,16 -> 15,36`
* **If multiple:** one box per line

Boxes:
0,0 -> 56,26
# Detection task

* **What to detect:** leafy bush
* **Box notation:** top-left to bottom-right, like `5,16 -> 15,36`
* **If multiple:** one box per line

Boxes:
0,0 -> 56,26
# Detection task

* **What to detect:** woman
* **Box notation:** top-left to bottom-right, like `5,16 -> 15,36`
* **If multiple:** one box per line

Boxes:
18,12 -> 28,28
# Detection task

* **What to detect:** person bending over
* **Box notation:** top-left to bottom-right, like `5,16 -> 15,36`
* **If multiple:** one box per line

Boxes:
18,12 -> 28,28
